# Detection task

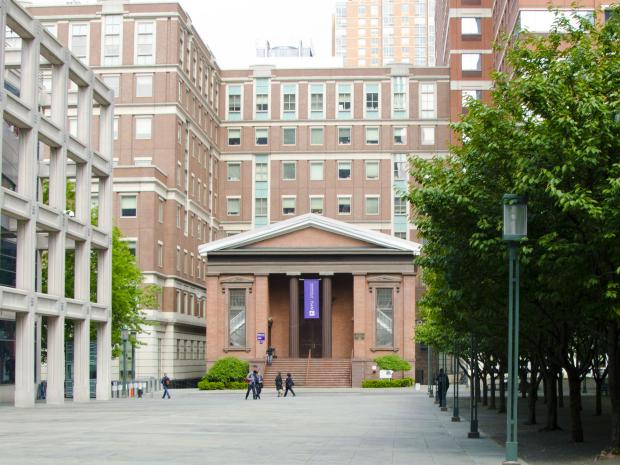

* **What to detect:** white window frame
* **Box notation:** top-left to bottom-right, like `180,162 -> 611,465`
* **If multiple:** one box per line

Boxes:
282,161 -> 297,181
309,161 -> 324,181
158,197 -> 165,223
135,116 -> 152,140
134,21 -> 156,65
228,127 -> 241,146
255,127 -> 268,145
364,83 -> 381,117
308,83 -> 326,119
69,22 -> 90,65
102,74 -> 120,98
227,197 -> 241,216
309,195 -> 324,215
365,160 -> 380,180
365,126 -> 380,145
101,15 -> 122,66
135,73 -> 153,98
462,53 -> 482,72
282,127 -> 297,146
337,195 -> 352,215
226,85 -> 243,120
393,126 -> 406,144
281,196 -> 296,216
338,160 -> 352,180
113,117 -> 119,141
157,241 -> 164,267
120,194 -> 137,218
365,195 -> 380,215
281,84 -> 298,118
227,162 -> 241,181
310,126 -> 324,145
419,83 -> 437,119
336,83 -> 354,114
421,126 -> 435,145
338,126 -> 352,145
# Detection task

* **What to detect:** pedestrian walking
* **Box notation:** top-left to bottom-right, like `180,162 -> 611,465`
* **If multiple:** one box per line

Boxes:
245,370 -> 257,400
266,346 -> 275,365
255,370 -> 263,399
284,372 -> 296,397
437,368 -> 449,407
275,371 -> 284,397
161,373 -> 171,399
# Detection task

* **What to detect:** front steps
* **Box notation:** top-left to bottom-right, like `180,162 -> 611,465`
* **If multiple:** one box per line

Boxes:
263,358 -> 352,388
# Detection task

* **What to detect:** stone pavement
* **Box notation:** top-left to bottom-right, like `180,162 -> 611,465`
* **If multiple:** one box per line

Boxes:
0,387 -> 520,465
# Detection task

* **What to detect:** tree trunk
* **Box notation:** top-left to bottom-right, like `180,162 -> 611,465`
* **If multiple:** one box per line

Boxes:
499,367 -> 506,413
543,370 -> 560,430
520,369 -> 528,399
482,373 -> 488,406
566,369 -> 584,443
595,378 -> 603,416
526,368 -> 540,425
542,375 -> 548,404
608,321 -> 620,450
476,371 -> 481,403
558,369 -> 564,408
489,371 -> 497,410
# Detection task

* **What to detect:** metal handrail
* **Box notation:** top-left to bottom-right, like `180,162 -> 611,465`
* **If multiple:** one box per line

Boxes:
305,348 -> 311,385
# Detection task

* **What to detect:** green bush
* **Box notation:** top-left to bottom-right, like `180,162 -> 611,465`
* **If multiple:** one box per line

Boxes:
203,356 -> 249,383
373,355 -> 412,372
225,381 -> 247,390
361,378 -> 414,388
197,380 -> 225,390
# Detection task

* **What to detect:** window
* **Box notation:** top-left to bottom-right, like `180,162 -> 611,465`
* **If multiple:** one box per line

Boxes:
420,83 -> 436,119
283,90 -> 296,112
338,91 -> 351,111
255,198 -> 268,216
376,288 -> 394,347
255,162 -> 268,182
338,161 -> 352,180
421,126 -> 435,145
392,76 -> 407,112
282,127 -> 296,145
228,289 -> 246,347
255,78 -> 269,114
310,196 -> 324,214
282,197 -> 296,215
462,17 -> 481,35
176,205 -> 182,228
310,127 -> 324,145
394,231 -> 407,240
102,16 -> 121,65
338,196 -> 352,214
366,196 -> 380,215
393,127 -> 406,144
282,162 -> 296,180
366,127 -> 379,144
394,197 -> 407,215
311,90 -> 324,112
255,128 -> 268,145
228,128 -> 241,146
228,94 -> 241,112
70,24 -> 88,63
135,116 -> 152,139
227,162 -> 241,181
135,74 -> 153,97
113,117 -> 119,140
462,53 -> 482,71
310,161 -> 324,181
136,22 -> 154,65
366,89 -> 379,110
393,154 -> 407,180
227,197 -> 240,216
461,90 -> 482,110
338,127 -> 351,144
157,242 -> 163,267
255,93 -> 268,113
365,161 -> 379,180
102,75 -> 120,97
158,197 -> 164,222
125,240 -> 137,256
69,117 -> 78,137
120,195 -> 137,217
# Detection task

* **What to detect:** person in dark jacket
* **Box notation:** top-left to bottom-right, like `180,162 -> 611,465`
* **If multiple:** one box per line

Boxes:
284,373 -> 296,397
245,370 -> 257,400
275,372 -> 283,397
437,368 -> 449,407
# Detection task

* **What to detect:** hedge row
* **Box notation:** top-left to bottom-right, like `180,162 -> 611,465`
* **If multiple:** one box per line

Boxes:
361,378 -> 414,388
197,380 -> 247,390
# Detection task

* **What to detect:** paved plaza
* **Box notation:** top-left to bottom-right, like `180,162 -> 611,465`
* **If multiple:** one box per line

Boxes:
0,388 -> 517,465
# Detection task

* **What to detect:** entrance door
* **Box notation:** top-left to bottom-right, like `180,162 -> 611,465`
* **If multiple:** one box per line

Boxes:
299,279 -> 322,358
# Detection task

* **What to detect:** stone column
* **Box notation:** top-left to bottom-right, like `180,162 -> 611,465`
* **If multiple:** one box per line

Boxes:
352,273 -> 367,387
96,319 -> 111,401
73,318 -> 90,402
321,274 -> 333,358
288,274 -> 300,358
46,314 -> 65,404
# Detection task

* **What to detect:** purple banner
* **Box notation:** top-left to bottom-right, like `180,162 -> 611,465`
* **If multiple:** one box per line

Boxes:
303,279 -> 320,319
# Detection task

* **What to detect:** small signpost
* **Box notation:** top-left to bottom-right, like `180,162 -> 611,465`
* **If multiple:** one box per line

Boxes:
379,370 -> 394,379
257,332 -> 265,344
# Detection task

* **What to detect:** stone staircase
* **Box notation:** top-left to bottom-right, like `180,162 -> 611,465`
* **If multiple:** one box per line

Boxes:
263,358 -> 352,388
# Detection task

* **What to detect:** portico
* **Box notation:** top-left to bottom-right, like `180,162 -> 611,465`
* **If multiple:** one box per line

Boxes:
199,214 -> 420,386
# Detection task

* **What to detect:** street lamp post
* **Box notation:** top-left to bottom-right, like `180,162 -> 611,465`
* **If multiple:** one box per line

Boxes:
441,352 -> 448,411
468,334 -> 480,438
452,340 -> 460,422
121,328 -> 129,398
502,194 -> 527,464
428,346 -> 434,398
434,351 -> 440,404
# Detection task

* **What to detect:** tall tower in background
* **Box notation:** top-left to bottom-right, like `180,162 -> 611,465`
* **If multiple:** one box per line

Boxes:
333,0 -> 435,67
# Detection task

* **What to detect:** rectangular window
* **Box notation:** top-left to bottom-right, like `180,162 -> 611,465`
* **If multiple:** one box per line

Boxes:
228,128 -> 241,145
113,117 -> 119,140
120,195 -> 137,217
392,76 -> 407,112
157,242 -> 163,267
282,162 -> 296,180
135,116 -> 152,139
255,128 -> 268,145
338,161 -> 352,180
365,196 -> 380,215
462,90 -> 482,110
255,94 -> 268,113
282,196 -> 296,215
103,16 -> 121,65
227,162 -> 241,181
310,196 -> 324,215
365,161 -> 379,180
394,126 -> 406,144
136,22 -> 155,65
158,197 -> 164,222
176,205 -> 182,228
366,88 -> 379,111
420,83 -> 436,119
338,127 -> 351,145
227,197 -> 240,216
71,24 -> 88,63
283,91 -> 296,112
228,94 -> 241,112
338,91 -> 351,111
338,196 -> 352,215
366,127 -> 379,144
102,75 -> 120,97
311,91 -> 324,112
310,161 -> 324,181
462,53 -> 482,71
255,162 -> 268,182
255,78 -> 269,114
376,288 -> 394,347
135,74 -> 153,98
282,127 -> 296,145
255,198 -> 268,216
393,154 -> 407,180
394,197 -> 407,215
228,289 -> 246,347
421,126 -> 435,145
462,17 -> 481,35
310,127 -> 324,145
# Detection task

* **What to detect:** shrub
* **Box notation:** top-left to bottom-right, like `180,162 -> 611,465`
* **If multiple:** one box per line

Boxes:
373,355 -> 412,372
225,381 -> 247,390
203,356 -> 249,383
361,378 -> 414,388
197,380 -> 225,390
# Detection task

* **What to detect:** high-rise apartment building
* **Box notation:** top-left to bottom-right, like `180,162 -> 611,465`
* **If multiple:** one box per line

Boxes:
435,0 -> 619,144
333,0 -> 435,67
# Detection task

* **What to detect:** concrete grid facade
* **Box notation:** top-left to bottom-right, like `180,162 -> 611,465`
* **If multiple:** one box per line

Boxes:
0,0 -> 114,406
